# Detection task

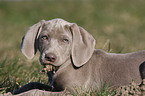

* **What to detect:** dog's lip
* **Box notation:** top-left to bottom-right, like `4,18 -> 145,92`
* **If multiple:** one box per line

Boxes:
43,61 -> 54,65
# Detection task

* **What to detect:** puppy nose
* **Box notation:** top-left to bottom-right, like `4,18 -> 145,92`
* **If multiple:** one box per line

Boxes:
45,53 -> 57,62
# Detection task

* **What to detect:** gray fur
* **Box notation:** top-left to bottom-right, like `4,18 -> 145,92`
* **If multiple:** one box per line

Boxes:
18,18 -> 145,95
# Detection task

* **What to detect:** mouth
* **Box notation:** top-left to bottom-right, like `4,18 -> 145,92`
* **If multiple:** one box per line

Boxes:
41,61 -> 59,74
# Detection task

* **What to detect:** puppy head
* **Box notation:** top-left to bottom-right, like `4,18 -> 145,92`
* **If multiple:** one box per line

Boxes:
21,19 -> 95,71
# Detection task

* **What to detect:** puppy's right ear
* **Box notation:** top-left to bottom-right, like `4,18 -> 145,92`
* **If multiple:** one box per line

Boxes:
21,20 -> 45,59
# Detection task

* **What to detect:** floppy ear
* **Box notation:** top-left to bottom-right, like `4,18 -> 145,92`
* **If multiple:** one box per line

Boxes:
70,24 -> 96,67
21,20 -> 45,59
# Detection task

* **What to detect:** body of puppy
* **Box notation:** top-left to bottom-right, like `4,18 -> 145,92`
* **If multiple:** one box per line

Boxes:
13,18 -> 145,95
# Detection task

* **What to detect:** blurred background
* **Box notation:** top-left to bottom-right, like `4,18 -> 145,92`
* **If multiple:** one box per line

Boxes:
0,0 -> 145,93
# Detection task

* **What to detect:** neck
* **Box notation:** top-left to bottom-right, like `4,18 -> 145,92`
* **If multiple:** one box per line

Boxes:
55,57 -> 72,75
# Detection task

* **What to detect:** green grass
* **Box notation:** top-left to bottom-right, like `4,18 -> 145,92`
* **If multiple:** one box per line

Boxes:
0,0 -> 145,95
71,81 -> 114,96
0,57 -> 48,93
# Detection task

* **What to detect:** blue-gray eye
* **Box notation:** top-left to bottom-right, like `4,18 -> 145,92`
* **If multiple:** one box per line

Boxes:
63,39 -> 69,43
41,36 -> 48,40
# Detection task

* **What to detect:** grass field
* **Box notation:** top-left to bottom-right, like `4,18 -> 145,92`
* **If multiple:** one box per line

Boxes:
0,0 -> 145,95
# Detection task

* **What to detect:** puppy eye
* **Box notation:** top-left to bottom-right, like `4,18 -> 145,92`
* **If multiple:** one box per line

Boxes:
41,35 -> 48,40
62,39 -> 69,43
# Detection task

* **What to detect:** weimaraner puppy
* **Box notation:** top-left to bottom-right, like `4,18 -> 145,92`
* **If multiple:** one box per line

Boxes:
13,18 -> 145,95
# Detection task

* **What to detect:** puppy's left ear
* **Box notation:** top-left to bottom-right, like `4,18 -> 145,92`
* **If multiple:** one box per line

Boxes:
21,20 -> 45,59
69,24 -> 96,67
